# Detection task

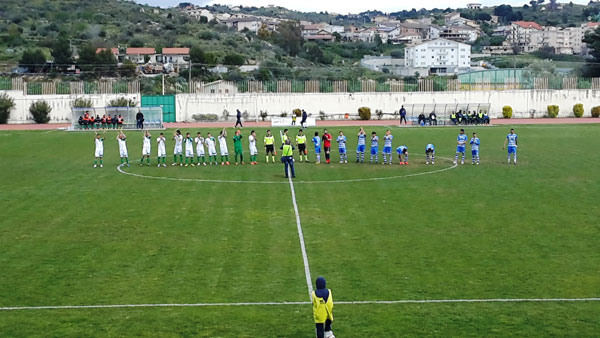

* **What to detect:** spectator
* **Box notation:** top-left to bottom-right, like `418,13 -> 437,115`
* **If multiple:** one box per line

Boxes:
450,111 -> 457,125
301,109 -> 308,128
418,113 -> 426,126
235,109 -> 243,128
399,105 -> 407,125
429,111 -> 437,125
135,110 -> 144,129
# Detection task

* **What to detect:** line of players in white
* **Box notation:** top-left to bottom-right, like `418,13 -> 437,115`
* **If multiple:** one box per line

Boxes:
92,127 -> 519,168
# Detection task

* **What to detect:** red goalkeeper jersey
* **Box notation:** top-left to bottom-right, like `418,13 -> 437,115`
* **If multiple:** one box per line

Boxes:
322,133 -> 332,148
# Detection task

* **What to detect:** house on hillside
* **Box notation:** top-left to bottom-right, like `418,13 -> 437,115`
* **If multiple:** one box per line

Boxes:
161,48 -> 190,65
405,38 -> 471,75
467,3 -> 482,10
125,48 -> 157,64
440,26 -> 479,43
201,80 -> 238,94
508,21 -> 543,52
226,17 -> 261,33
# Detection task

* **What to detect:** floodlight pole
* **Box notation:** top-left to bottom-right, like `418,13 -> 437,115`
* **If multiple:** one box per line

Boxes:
162,74 -> 165,96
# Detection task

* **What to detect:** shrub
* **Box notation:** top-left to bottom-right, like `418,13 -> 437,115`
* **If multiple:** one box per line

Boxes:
573,103 -> 584,118
192,113 -> 218,122
108,97 -> 137,107
358,107 -> 371,120
502,106 -> 512,119
72,97 -> 93,108
293,108 -> 301,117
0,93 -> 16,124
280,112 -> 287,117
29,100 -> 52,123
547,105 -> 559,118
591,106 -> 600,118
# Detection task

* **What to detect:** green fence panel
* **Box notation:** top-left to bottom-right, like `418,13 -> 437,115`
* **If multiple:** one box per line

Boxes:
27,83 -> 42,95
56,82 -> 70,94
291,80 -> 304,93
577,78 -> 592,89
348,80 -> 361,92
320,80 -> 333,93
376,82 -> 390,92
113,81 -> 128,94
84,82 -> 98,94
0,77 -> 12,90
264,80 -> 277,93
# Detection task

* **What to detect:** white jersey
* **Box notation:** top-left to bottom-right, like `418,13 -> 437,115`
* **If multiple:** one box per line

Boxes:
142,136 -> 151,156
218,135 -> 228,156
195,137 -> 205,155
249,135 -> 258,155
174,134 -> 183,155
117,137 -> 128,158
95,138 -> 104,157
185,137 -> 194,157
157,136 -> 166,157
205,137 -> 217,156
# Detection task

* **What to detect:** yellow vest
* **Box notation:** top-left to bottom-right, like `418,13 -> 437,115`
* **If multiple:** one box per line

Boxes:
282,144 -> 293,157
312,290 -> 333,323
264,135 -> 274,145
296,134 -> 306,144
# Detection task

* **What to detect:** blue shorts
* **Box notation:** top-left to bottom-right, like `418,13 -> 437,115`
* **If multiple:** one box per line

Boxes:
508,146 -> 517,154
383,146 -> 392,154
472,150 -> 479,156
357,144 -> 366,153
315,147 -> 321,153
370,147 -> 378,155
456,146 -> 466,153
339,148 -> 346,154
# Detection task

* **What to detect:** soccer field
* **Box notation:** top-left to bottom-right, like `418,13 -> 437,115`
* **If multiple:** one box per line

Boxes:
1,124 -> 599,337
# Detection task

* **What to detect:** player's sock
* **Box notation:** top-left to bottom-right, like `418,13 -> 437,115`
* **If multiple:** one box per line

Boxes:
271,155 -> 275,162
454,154 -> 459,162
240,154 -> 243,162
185,157 -> 188,164
462,153 -> 465,162
514,154 -> 517,163
375,154 -> 378,163
202,156 -> 205,163
432,155 -> 435,163
507,155 -> 511,163
317,154 -> 320,162
179,155 -> 183,163
140,157 -> 144,164
94,159 -> 97,165
361,152 -> 364,162
173,155 -> 177,163
100,159 -> 103,165
125,158 -> 129,164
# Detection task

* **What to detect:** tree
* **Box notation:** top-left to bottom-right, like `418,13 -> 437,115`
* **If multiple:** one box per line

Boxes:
374,33 -> 383,47
494,4 -> 513,18
273,21 -> 303,56
0,93 -> 16,124
223,53 -> 246,66
333,32 -> 341,42
476,13 -> 492,21
29,101 -> 52,124
19,49 -> 47,72
257,23 -> 271,40
525,59 -> 556,78
51,39 -> 73,69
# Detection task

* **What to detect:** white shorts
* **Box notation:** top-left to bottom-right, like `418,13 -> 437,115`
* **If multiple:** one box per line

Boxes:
250,146 -> 258,156
220,149 -> 229,156
174,145 -> 183,155
158,147 -> 166,157
208,148 -> 217,156
142,146 -> 151,156
95,149 -> 104,158
186,149 -> 194,157
196,147 -> 205,156
119,149 -> 128,158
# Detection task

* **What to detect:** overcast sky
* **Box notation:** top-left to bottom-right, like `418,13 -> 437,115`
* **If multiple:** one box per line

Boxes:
135,0 -> 590,14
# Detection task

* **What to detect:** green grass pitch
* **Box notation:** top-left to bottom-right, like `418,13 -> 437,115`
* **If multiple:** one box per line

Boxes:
0,124 -> 599,337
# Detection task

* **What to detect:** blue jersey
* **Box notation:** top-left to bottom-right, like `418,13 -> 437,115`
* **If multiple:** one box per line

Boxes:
371,136 -> 379,148
312,136 -> 321,148
470,137 -> 480,151
457,134 -> 468,146
336,135 -> 347,149
507,134 -> 517,147
357,133 -> 366,146
426,144 -> 435,151
396,145 -> 407,154
383,134 -> 393,147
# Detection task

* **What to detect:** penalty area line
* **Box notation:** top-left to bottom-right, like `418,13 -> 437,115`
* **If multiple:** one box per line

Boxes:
2,298 -> 599,311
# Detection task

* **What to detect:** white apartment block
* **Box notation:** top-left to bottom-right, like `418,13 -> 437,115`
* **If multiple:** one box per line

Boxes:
532,26 -> 583,55
509,21 -> 543,52
405,38 -> 471,75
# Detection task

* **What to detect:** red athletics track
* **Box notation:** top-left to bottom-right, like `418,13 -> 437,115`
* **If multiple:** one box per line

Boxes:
0,118 -> 599,131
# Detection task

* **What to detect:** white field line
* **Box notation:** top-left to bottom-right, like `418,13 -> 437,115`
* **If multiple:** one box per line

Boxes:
288,166 -> 314,299
2,298 -> 599,311
116,156 -> 458,184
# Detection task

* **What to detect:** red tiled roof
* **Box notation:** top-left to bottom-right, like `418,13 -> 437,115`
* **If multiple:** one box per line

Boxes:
126,48 -> 156,55
162,48 -> 190,55
586,22 -> 600,27
512,21 -> 542,30
96,48 -> 119,55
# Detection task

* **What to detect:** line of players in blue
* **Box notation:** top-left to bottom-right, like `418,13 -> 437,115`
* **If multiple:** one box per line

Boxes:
311,127 -> 518,166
